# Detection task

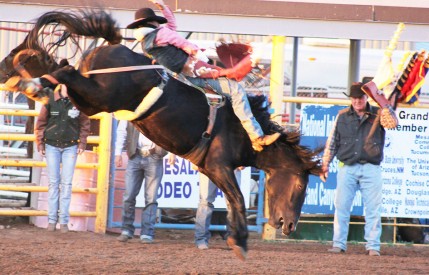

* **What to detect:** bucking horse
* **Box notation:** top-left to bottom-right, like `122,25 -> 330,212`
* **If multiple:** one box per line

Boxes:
4,10 -> 322,260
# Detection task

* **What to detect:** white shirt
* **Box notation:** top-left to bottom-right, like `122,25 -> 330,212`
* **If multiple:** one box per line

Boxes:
114,120 -> 154,156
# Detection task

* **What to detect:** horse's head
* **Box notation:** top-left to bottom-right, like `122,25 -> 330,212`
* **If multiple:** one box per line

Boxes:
0,39 -> 59,83
257,131 -> 323,235
1,45 -> 71,107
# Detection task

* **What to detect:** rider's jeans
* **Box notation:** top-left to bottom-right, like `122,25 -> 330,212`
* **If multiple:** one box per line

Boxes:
186,77 -> 263,141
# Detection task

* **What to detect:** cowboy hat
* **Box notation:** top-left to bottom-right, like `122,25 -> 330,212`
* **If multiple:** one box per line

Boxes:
126,8 -> 167,29
343,82 -> 365,98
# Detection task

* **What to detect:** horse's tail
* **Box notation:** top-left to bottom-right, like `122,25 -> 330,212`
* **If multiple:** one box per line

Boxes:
27,10 -> 122,52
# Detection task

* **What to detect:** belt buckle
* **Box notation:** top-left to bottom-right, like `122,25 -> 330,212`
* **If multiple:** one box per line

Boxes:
140,149 -> 151,157
358,160 -> 367,164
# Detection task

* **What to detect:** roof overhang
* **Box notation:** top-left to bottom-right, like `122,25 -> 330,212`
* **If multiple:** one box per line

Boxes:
1,1 -> 429,42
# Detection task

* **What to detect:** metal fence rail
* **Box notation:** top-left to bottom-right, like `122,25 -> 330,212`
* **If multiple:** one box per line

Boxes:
0,108 -> 112,233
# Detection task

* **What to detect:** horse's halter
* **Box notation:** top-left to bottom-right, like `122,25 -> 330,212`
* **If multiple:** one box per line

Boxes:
0,52 -> 27,81
12,49 -> 40,79
0,49 -> 55,82
14,49 -> 58,80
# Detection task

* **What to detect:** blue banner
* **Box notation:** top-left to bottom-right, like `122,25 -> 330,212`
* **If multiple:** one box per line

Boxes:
299,105 -> 429,219
299,104 -> 365,215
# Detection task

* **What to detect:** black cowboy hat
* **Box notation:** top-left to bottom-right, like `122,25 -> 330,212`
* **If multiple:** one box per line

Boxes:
343,82 -> 366,98
126,8 -> 167,29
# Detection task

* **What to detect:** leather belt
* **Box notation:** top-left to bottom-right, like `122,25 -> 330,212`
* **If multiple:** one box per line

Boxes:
138,147 -> 155,157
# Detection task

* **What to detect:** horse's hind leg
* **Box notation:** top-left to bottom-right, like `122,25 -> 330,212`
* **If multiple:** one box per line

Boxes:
204,168 -> 248,261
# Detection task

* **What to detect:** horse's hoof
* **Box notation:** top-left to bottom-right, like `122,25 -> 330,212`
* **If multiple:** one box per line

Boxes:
231,245 -> 247,261
226,237 -> 247,261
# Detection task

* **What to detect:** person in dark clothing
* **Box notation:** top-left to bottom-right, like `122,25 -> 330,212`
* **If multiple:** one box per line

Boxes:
35,85 -> 90,233
115,120 -> 175,243
320,82 -> 386,256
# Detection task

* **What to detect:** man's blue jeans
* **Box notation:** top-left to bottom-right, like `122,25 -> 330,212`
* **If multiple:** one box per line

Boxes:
194,171 -> 241,246
333,163 -> 382,252
194,174 -> 218,246
121,154 -> 163,238
45,144 -> 78,225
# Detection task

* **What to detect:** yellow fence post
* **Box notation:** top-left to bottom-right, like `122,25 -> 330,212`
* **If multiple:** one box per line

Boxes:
269,35 -> 286,125
94,112 -> 112,233
263,35 -> 286,240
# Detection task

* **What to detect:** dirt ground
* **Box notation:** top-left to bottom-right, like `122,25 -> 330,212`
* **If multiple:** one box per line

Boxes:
1,217 -> 428,275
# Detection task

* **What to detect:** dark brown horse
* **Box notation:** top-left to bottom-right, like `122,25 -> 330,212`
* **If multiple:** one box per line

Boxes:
6,10 -> 322,260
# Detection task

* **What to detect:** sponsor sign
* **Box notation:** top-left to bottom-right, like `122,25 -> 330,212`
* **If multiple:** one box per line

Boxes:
300,104 -> 429,218
136,156 -> 251,209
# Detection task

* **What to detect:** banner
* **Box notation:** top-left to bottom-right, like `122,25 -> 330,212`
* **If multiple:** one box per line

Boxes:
136,156 -> 251,209
299,105 -> 352,215
300,104 -> 429,218
381,108 -> 429,218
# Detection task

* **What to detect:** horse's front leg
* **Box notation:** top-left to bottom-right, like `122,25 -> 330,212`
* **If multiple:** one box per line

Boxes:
207,170 -> 248,261
5,76 -> 52,104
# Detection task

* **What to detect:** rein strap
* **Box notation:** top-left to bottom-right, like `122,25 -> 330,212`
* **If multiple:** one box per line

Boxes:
83,65 -> 164,75
41,74 -> 59,85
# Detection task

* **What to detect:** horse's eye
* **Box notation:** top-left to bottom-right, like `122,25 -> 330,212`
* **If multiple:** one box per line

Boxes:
297,184 -> 303,190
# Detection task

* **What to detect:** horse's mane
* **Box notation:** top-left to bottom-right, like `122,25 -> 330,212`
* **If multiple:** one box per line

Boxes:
11,36 -> 42,55
248,95 -> 323,175
248,95 -> 283,134
273,131 -> 323,175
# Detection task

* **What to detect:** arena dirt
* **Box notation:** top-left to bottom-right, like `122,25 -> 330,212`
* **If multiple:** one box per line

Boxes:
1,217 -> 428,274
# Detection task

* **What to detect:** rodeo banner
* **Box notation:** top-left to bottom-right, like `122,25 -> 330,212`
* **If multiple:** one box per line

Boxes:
300,104 -> 429,219
135,158 -> 251,209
